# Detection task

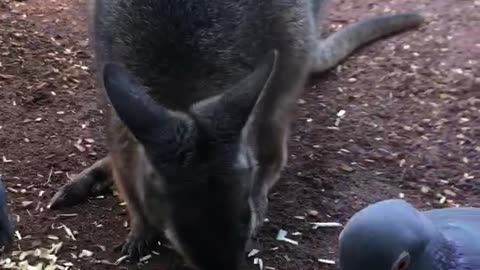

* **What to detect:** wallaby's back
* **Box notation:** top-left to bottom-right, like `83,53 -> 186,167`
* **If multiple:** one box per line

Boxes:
92,0 -> 303,110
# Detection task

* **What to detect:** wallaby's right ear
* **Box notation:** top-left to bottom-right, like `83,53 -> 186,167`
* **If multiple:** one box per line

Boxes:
103,63 -> 191,147
191,50 -> 278,140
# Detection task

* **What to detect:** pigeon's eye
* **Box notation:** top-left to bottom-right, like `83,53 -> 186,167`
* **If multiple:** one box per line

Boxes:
392,251 -> 410,270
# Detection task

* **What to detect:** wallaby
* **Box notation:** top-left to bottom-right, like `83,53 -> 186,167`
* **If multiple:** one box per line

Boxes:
48,0 -> 423,269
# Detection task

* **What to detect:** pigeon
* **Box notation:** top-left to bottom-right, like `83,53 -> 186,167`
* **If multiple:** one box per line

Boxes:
339,199 -> 480,270
0,176 -> 14,254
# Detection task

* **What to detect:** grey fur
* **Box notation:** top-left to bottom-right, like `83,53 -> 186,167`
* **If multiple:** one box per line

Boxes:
49,0 -> 423,269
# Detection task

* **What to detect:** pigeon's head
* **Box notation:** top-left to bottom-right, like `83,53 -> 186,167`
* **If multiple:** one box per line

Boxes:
0,176 -> 14,254
339,199 -> 439,270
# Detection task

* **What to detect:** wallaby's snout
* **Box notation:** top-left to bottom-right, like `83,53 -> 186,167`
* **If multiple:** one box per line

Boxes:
163,183 -> 253,270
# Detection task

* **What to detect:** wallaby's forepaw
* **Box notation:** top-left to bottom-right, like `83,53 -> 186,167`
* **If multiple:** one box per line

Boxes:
114,227 -> 160,261
48,172 -> 112,210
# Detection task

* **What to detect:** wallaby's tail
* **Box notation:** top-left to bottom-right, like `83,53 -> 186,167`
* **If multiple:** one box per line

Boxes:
312,12 -> 424,73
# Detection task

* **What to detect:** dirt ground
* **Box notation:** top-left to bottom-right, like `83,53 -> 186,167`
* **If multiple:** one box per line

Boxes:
0,0 -> 478,269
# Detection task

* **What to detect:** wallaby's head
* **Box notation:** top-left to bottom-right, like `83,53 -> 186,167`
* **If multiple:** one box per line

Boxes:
103,51 -> 278,270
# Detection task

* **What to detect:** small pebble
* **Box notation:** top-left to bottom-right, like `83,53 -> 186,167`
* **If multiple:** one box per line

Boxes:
21,201 -> 34,208
421,186 -> 430,193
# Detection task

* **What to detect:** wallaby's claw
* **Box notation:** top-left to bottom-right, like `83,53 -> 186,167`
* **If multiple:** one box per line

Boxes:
115,228 -> 160,261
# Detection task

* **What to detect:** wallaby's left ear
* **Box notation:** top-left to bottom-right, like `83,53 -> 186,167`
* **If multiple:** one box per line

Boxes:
103,63 -> 192,148
192,50 -> 278,140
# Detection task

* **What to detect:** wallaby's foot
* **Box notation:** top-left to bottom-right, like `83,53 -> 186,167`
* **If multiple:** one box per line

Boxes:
48,156 -> 112,209
114,223 -> 161,261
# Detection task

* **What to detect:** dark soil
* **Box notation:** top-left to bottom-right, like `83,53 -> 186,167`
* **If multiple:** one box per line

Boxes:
0,0 -> 478,269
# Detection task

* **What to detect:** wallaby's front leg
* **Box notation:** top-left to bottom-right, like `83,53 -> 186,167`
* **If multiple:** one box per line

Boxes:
247,50 -> 311,234
250,128 -> 287,235
110,164 -> 162,260
48,156 -> 113,209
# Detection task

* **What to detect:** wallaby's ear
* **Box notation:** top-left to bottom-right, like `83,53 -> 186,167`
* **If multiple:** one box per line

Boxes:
192,50 -> 278,140
103,63 -> 192,147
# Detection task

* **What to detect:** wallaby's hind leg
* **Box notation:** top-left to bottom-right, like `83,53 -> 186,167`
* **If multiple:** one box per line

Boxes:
48,156 -> 113,209
312,13 -> 424,73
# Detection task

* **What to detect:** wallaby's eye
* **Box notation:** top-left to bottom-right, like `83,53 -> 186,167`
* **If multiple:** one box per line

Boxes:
392,251 -> 410,270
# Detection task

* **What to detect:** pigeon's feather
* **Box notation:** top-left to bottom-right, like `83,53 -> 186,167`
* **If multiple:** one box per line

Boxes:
425,207 -> 480,269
